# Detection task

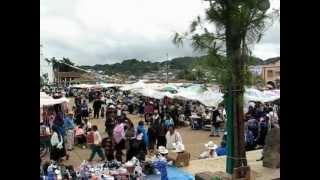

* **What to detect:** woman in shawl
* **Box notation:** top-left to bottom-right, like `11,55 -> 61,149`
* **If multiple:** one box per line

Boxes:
50,125 -> 66,162
125,120 -> 136,161
113,122 -> 125,162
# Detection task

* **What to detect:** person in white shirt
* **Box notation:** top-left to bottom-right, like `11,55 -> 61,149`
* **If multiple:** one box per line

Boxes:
88,125 -> 105,162
166,125 -> 183,150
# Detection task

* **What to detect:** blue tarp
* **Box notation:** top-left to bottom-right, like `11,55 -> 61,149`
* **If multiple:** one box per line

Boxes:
146,166 -> 194,180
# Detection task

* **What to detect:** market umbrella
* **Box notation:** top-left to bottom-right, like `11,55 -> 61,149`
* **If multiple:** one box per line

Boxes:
162,85 -> 177,92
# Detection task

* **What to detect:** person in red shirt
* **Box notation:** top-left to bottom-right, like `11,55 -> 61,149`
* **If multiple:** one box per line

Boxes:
144,101 -> 154,125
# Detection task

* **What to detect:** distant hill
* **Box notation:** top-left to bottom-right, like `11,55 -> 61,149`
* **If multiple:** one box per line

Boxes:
79,56 -> 200,77
78,56 -> 265,77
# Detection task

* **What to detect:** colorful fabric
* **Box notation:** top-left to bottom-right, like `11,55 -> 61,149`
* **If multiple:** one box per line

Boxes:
152,161 -> 168,180
216,146 -> 227,156
65,129 -> 74,150
113,123 -> 125,144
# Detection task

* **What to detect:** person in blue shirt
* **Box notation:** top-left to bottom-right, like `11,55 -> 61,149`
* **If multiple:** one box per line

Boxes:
164,115 -> 174,129
81,100 -> 89,120
63,112 -> 75,151
216,141 -> 227,156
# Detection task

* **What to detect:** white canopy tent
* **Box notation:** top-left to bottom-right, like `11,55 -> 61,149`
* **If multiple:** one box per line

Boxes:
100,83 -> 123,88
40,92 -> 69,107
244,88 -> 280,104
119,82 -> 280,108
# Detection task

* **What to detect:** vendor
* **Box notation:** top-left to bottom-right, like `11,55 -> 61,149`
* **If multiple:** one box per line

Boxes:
167,142 -> 190,167
165,125 -> 182,150
199,141 -> 218,159
63,112 -> 75,151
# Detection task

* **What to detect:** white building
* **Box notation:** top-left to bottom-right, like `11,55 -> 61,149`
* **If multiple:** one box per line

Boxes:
40,45 -> 54,83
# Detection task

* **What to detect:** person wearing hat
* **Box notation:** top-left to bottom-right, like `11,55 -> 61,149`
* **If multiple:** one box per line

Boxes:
63,112 -> 75,151
199,141 -> 218,159
167,142 -> 190,167
157,146 -> 169,158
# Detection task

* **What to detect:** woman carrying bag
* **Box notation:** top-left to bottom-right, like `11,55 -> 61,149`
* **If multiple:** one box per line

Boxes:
50,125 -> 66,162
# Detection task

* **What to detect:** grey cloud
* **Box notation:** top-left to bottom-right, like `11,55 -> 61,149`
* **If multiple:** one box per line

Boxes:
41,0 -> 279,65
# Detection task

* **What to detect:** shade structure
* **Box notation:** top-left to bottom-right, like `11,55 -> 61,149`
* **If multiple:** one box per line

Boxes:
40,92 -> 69,107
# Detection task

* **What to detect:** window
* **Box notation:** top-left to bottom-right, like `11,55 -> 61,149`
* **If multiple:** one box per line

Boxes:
275,71 -> 280,76
267,70 -> 273,78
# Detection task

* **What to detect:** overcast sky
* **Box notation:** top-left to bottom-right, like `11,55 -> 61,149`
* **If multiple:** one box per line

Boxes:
41,0 -> 280,65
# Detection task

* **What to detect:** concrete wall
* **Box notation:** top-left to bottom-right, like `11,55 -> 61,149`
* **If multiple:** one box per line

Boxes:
261,60 -> 280,84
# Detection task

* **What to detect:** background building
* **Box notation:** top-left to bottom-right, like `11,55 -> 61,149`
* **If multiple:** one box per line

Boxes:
261,57 -> 280,87
249,56 -> 280,88
40,45 -> 54,83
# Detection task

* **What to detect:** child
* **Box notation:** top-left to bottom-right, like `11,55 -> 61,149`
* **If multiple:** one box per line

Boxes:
101,131 -> 114,161
75,124 -> 86,149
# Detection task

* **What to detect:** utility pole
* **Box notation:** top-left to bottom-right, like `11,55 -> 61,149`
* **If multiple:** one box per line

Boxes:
166,53 -> 169,84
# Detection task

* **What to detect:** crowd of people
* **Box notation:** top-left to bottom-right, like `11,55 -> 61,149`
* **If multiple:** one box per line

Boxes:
244,102 -> 280,151
40,86 -> 280,171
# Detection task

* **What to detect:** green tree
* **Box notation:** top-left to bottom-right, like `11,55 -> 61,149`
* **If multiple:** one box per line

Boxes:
45,57 -> 77,72
61,57 -> 75,66
173,0 -> 278,176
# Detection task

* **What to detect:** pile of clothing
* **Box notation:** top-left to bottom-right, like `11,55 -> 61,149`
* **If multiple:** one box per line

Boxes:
40,162 -> 77,180
76,157 -> 144,180
149,153 -> 169,180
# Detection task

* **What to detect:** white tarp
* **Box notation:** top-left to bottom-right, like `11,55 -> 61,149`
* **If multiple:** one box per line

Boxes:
120,80 -> 147,91
171,89 -> 224,107
71,84 -> 102,89
244,88 -> 280,104
40,92 -> 69,107
120,82 -> 280,107
133,88 -> 172,100
40,52 -> 54,83
100,83 -> 123,88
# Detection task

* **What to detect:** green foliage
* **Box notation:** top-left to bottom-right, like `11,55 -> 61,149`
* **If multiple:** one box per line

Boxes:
61,57 -> 75,66
45,57 -> 80,72
78,57 -> 199,77
172,0 -> 277,89
211,176 -> 221,180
